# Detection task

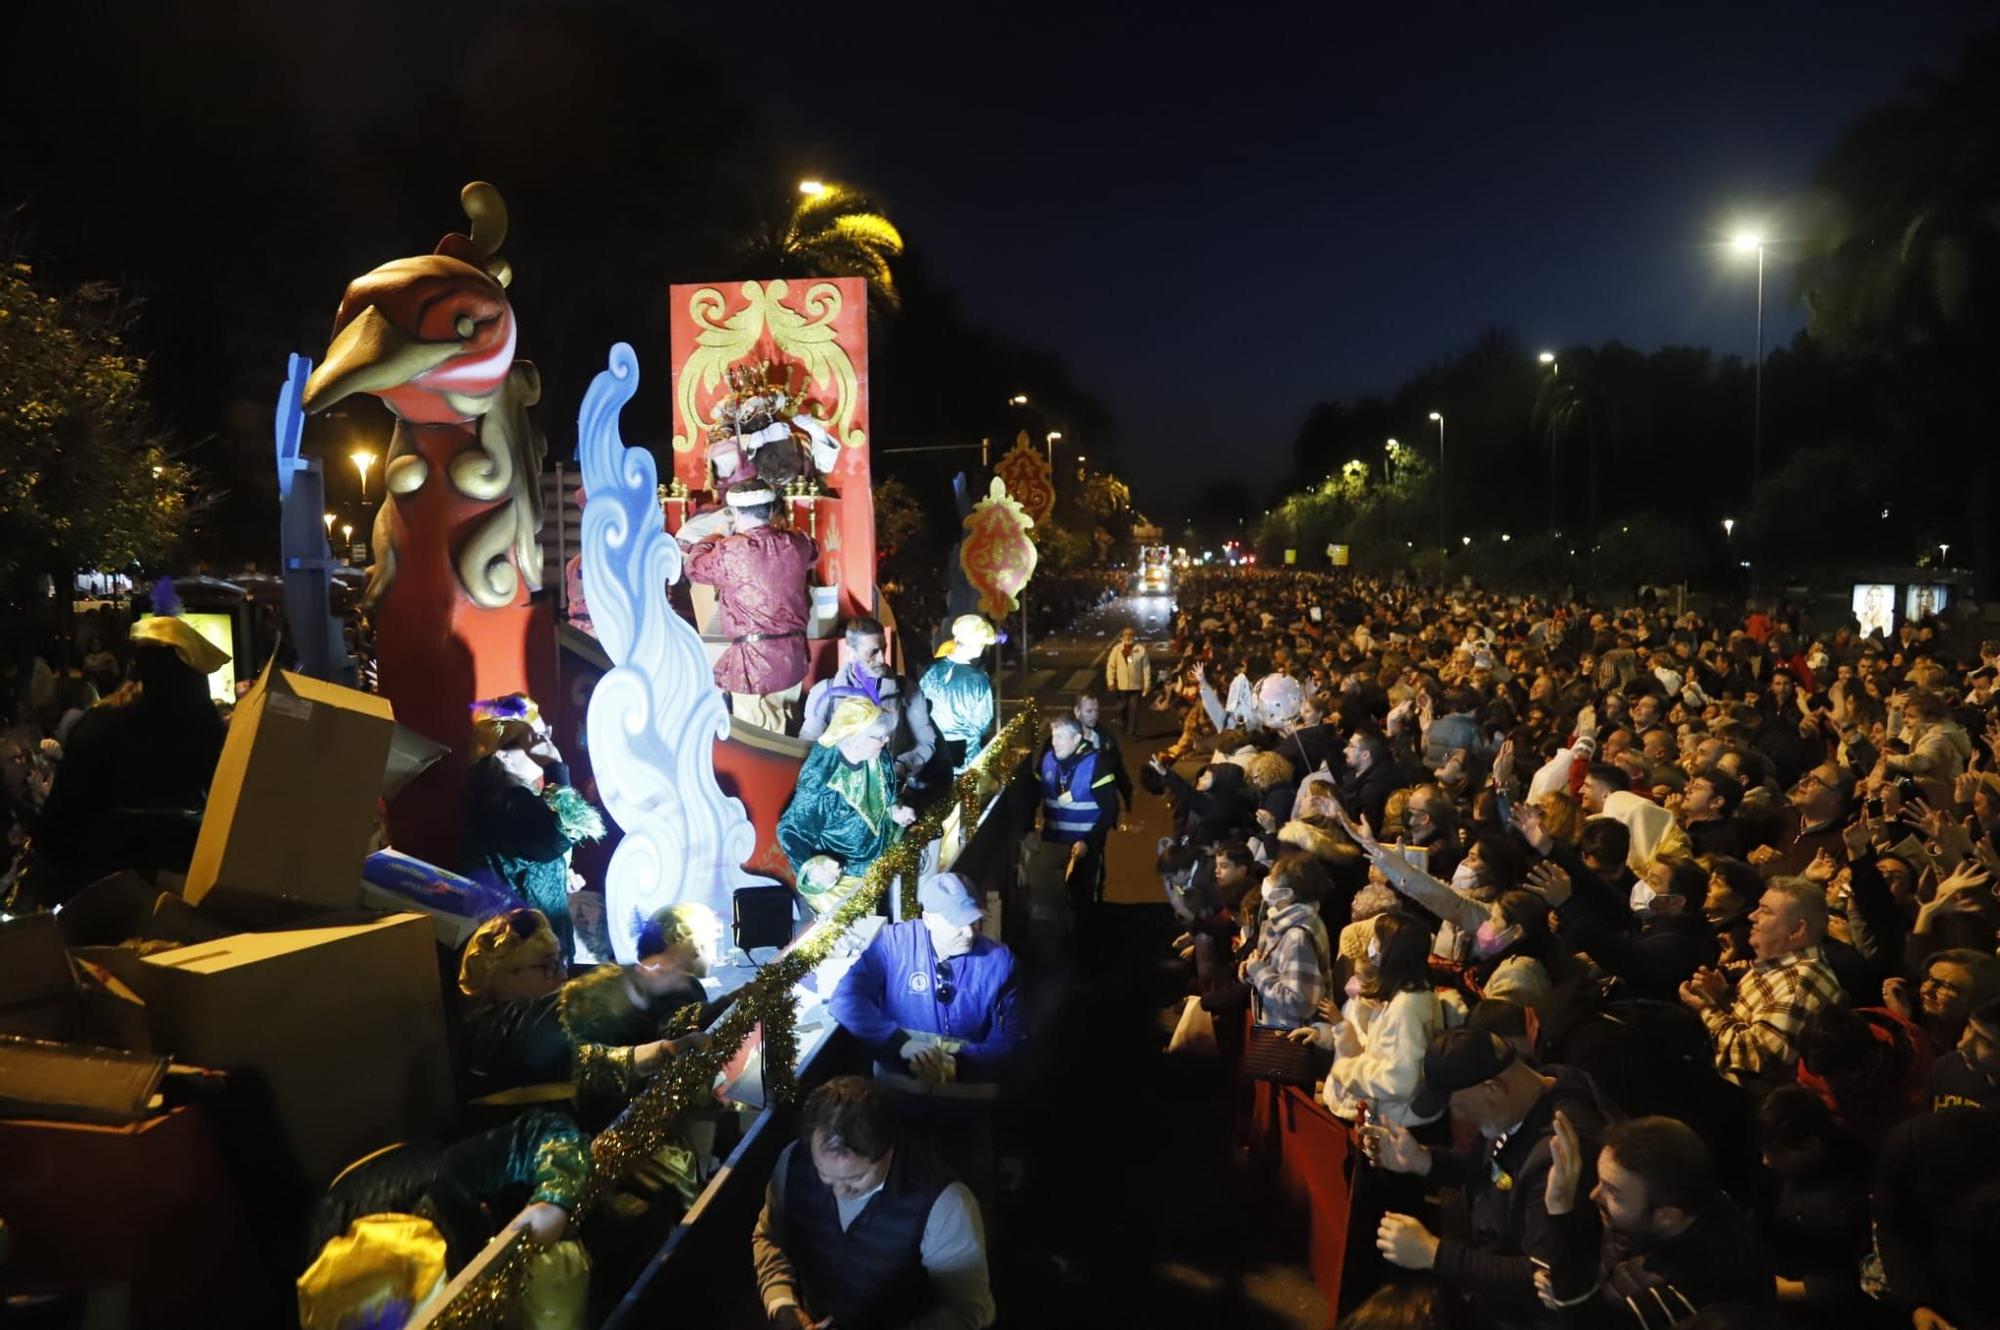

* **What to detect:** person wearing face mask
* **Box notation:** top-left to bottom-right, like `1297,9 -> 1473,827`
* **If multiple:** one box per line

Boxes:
1240,853 -> 1332,1030
1530,858 -> 1718,1003
828,873 -> 1022,1088
1302,911 -> 1465,1132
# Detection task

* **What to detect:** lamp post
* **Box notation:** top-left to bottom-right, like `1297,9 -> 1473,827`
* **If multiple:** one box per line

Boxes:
1428,411 -> 1445,553
1538,352 -> 1559,536
341,522 -> 355,554
352,449 -> 377,503
1045,431 -> 1062,467
1731,232 -> 1765,557
1722,517 -> 1735,543
323,512 -> 335,543
1384,438 -> 1399,488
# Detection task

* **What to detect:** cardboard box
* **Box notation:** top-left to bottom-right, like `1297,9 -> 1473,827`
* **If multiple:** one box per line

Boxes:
139,912 -> 454,1184
0,912 -> 80,1041
184,664 -> 395,910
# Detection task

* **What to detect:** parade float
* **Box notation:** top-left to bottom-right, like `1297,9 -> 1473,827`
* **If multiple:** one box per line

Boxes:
273,186 -> 1036,1330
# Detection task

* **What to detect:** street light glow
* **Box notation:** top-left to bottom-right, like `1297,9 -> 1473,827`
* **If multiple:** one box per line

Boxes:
1722,517 -> 1735,535
1008,394 -> 1028,406
1731,230 -> 1763,253
798,180 -> 827,196
323,512 -> 335,534
1428,411 -> 1442,423
1538,351 -> 1556,364
1047,431 -> 1062,443
1385,438 -> 1399,451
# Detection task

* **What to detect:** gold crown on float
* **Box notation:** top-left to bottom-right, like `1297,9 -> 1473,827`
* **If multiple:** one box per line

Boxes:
708,360 -> 825,440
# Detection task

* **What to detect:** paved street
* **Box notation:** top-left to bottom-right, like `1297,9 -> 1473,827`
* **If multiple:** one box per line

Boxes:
999,589 -> 1183,906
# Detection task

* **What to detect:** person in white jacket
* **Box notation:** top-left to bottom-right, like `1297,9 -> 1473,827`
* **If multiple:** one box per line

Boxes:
1295,912 -> 1463,1128
1103,627 -> 1153,735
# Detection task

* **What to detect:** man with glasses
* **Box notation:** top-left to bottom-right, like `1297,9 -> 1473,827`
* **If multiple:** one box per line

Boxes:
1677,770 -> 1743,860
1751,761 -> 1853,880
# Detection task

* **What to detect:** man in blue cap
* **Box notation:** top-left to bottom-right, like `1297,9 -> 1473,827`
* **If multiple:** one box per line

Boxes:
829,873 -> 1022,1086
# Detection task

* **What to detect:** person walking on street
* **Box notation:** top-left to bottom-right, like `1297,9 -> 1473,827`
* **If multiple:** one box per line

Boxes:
1104,627 -> 1153,737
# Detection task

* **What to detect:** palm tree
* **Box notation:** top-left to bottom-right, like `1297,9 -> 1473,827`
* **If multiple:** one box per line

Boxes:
739,180 -> 906,312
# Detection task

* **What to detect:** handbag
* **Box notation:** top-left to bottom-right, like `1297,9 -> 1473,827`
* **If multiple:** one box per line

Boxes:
1240,1024 -> 1322,1086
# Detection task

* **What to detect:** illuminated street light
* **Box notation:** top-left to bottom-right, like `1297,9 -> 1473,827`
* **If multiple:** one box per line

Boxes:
1500,533 -> 1511,542
323,512 -> 335,537
1008,394 -> 1029,406
1728,226 -> 1767,584
798,180 -> 827,196
1722,517 -> 1735,541
1940,543 -> 1952,563
341,522 -> 354,544
1428,411 -> 1446,550
1461,535 -> 1471,547
352,449 -> 377,502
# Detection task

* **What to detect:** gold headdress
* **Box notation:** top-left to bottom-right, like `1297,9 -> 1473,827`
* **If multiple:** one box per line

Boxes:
458,908 -> 559,997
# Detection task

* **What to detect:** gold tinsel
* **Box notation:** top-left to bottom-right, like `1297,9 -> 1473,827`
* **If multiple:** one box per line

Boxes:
423,704 -> 1037,1327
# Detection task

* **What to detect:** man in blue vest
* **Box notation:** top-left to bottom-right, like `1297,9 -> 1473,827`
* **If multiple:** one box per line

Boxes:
752,1075 -> 994,1330
1038,715 -> 1120,911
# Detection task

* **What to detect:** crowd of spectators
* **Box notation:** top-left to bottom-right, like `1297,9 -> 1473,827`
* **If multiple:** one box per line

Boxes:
1137,568 -> 2000,1330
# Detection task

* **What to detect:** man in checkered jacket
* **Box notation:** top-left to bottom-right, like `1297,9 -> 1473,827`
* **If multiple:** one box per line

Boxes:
1678,876 -> 1843,1092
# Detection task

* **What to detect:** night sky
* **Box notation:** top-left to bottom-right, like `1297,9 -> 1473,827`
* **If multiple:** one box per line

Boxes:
679,2 -> 1992,509
5,1 -> 1994,522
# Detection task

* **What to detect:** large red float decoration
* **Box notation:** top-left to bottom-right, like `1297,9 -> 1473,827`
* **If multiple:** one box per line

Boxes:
301,182 -> 552,865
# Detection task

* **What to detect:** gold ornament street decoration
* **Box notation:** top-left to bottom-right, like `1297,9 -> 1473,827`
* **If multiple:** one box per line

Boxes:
959,477 -> 1040,620
991,431 -> 1054,527
422,705 -> 1037,1328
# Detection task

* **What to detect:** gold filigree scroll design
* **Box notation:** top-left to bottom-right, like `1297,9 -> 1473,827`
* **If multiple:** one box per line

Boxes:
960,477 -> 1039,619
453,362 -> 548,608
992,432 -> 1054,526
671,280 -> 864,455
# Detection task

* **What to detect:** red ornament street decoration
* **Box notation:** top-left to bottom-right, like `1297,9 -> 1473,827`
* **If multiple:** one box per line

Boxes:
992,431 -> 1054,528
959,477 -> 1038,619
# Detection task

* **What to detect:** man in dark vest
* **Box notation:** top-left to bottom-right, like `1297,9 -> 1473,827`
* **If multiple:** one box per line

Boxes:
753,1075 -> 994,1330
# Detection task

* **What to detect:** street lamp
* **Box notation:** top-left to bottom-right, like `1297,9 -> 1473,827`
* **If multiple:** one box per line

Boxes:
1384,437 -> 1399,487
1940,543 -> 1952,564
352,449 -> 377,502
1538,351 -> 1558,374
1537,353 -> 1560,536
798,180 -> 827,197
1045,430 -> 1062,465
1730,229 -> 1766,522
1428,411 -> 1445,551
341,521 -> 354,547
1008,394 -> 1029,406
1722,517 -> 1735,542
323,512 -> 335,539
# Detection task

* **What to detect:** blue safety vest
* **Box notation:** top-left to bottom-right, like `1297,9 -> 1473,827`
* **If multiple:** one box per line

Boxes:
1040,747 -> 1108,843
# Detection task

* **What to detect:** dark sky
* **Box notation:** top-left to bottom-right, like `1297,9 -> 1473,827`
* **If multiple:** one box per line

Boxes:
680,2 -> 1992,510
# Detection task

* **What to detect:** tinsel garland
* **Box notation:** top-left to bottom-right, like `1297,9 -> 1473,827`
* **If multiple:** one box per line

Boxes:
420,703 -> 1037,1330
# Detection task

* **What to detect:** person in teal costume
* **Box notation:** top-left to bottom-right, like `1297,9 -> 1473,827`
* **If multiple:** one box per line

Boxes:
920,613 -> 998,775
777,697 -> 917,895
464,694 -> 606,965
